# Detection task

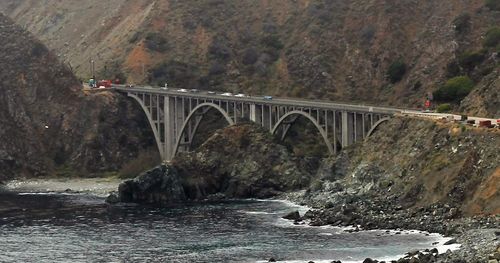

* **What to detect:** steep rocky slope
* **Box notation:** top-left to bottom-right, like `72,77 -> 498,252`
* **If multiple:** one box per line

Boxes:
460,68 -> 500,117
1,0 -> 498,115
303,117 -> 499,216
0,14 -> 159,180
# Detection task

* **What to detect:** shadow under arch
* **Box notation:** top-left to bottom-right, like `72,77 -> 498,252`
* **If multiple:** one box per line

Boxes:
365,117 -> 391,139
172,102 -> 234,158
271,110 -> 334,156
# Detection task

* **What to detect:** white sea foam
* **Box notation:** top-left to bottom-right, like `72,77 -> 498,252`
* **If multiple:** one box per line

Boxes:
256,198 -> 462,262
240,210 -> 276,215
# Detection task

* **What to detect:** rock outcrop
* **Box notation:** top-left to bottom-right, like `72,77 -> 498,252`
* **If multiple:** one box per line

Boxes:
115,123 -> 312,204
118,165 -> 186,205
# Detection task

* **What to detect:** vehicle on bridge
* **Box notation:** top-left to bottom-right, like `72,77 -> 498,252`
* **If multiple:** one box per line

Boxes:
221,92 -> 233,96
190,89 -> 199,93
235,93 -> 246,97
97,80 -> 113,89
263,96 -> 273,100
177,89 -> 188,93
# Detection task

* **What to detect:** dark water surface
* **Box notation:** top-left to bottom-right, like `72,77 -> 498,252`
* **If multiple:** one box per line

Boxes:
0,192 -> 453,262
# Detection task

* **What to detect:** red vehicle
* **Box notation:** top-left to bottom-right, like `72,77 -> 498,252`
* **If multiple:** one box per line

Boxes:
96,80 -> 113,88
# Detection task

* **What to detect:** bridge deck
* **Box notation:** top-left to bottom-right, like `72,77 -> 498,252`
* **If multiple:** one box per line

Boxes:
114,86 -> 404,115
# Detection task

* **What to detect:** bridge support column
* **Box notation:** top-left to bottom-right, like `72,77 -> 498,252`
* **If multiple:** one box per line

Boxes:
341,111 -> 354,148
164,96 -> 173,161
250,104 -> 257,122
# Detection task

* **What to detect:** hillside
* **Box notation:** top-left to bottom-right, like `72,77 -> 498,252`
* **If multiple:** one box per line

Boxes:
1,0 -> 498,116
0,14 -> 158,180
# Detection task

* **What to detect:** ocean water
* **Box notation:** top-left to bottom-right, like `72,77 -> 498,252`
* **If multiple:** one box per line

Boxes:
0,190 -> 459,263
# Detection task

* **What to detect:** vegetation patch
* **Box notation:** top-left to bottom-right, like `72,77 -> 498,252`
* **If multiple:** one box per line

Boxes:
31,42 -> 48,57
144,32 -> 169,52
483,27 -> 500,48
436,103 -> 452,113
485,0 -> 500,11
458,50 -> 487,71
118,150 -> 160,179
387,59 -> 407,83
433,76 -> 474,102
453,13 -> 471,34
148,60 -> 199,87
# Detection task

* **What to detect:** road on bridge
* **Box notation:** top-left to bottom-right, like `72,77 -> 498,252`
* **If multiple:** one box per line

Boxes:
113,84 -> 499,125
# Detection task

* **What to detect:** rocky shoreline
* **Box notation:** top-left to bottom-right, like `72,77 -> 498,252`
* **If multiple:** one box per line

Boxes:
108,166 -> 499,262
109,119 -> 499,262
279,191 -> 500,263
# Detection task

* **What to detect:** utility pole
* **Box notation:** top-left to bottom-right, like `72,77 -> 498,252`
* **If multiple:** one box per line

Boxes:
92,59 -> 95,81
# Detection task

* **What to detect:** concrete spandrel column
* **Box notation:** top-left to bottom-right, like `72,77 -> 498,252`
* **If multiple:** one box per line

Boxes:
342,111 -> 354,148
164,96 -> 173,161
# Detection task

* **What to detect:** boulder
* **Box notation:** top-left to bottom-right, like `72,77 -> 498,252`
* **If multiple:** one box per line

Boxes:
105,192 -> 120,204
282,211 -> 301,220
117,165 -> 186,206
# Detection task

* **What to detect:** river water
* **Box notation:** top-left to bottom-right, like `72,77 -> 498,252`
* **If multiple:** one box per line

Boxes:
0,179 -> 459,263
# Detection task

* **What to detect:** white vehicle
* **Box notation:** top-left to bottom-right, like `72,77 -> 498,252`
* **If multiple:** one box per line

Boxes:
190,89 -> 199,93
207,91 -> 216,94
177,89 -> 188,93
221,92 -> 233,96
235,93 -> 246,97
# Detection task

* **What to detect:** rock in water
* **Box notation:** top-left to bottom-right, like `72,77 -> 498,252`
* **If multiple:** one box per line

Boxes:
444,238 -> 457,245
282,211 -> 301,220
105,192 -> 120,204
118,165 -> 186,206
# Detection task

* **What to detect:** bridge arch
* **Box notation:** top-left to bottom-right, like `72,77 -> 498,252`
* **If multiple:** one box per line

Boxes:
271,111 -> 334,156
172,102 -> 234,157
127,93 -> 165,158
365,117 -> 391,139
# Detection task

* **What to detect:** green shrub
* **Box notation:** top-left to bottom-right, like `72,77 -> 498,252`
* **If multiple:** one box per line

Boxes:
483,27 -> 500,47
387,59 -> 407,83
485,0 -> 500,10
31,42 -> 48,57
242,48 -> 258,65
144,32 -> 169,52
458,50 -> 486,70
453,13 -> 471,34
208,39 -> 231,61
436,103 -> 452,113
261,34 -> 284,50
433,76 -> 474,102
446,61 -> 461,78
148,60 -> 199,87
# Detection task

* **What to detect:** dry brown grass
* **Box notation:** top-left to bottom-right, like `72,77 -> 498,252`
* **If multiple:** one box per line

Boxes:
118,148 -> 161,179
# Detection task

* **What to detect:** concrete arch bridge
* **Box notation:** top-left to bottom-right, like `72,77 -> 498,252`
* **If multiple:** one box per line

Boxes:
115,86 -> 398,161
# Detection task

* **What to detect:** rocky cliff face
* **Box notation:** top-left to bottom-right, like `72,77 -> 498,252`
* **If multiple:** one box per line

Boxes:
1,0 -> 498,115
0,14 -> 159,180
